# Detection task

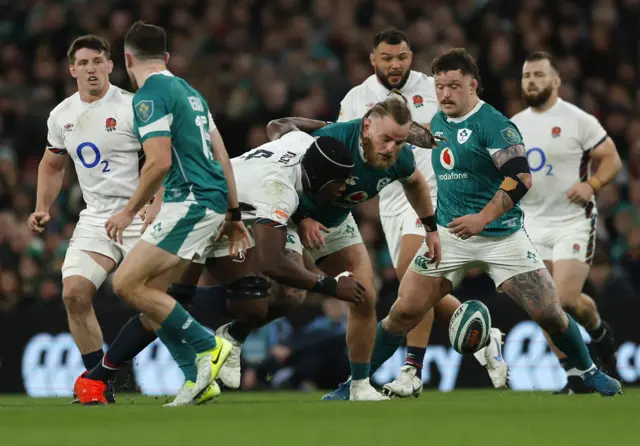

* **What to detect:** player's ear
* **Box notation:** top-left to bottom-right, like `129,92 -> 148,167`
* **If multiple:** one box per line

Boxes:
470,78 -> 479,94
369,52 -> 375,68
164,52 -> 170,65
69,64 -> 77,79
553,73 -> 561,90
124,52 -> 133,69
107,59 -> 113,74
362,117 -> 371,136
407,50 -> 414,65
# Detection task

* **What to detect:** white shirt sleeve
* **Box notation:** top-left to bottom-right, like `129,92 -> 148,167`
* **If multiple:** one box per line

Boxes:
253,180 -> 299,226
46,115 -> 65,153
208,111 -> 217,131
337,90 -> 357,122
578,111 -> 607,152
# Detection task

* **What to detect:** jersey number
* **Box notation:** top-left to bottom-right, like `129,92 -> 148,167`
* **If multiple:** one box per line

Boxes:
194,116 -> 213,162
76,142 -> 110,172
526,147 -> 553,176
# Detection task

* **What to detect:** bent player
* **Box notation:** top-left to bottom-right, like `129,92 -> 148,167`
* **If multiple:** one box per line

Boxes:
27,35 -> 142,403
512,51 -> 622,393
337,28 -> 508,397
325,48 -> 621,399
74,21 -> 248,405
267,96 -> 441,400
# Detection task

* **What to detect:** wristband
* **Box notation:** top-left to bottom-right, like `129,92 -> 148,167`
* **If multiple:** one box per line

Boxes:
227,207 -> 241,222
420,214 -> 437,232
587,177 -> 601,193
310,274 -> 338,297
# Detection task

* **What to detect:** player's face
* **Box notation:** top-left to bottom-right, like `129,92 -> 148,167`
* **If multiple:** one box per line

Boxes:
521,59 -> 559,107
362,115 -> 411,169
434,70 -> 477,118
69,48 -> 112,95
316,181 -> 348,202
371,42 -> 413,91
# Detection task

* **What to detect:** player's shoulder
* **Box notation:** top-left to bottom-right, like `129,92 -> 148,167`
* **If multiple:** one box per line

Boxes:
110,86 -> 134,103
49,92 -> 79,122
341,78 -> 371,103
407,71 -> 435,90
555,99 -> 598,122
315,119 -> 361,137
510,106 -> 531,123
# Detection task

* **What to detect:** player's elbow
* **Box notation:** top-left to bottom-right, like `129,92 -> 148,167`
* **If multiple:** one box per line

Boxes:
517,172 -> 532,189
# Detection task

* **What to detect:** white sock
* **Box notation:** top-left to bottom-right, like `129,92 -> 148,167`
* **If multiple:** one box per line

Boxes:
576,363 -> 596,377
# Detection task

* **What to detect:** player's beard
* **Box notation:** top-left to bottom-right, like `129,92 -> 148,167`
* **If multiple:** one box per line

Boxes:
376,67 -> 410,91
522,85 -> 553,107
362,135 -> 395,169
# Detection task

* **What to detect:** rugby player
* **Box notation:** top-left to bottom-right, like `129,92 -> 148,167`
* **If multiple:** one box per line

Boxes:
324,48 -> 621,399
512,51 -> 622,393
337,28 -> 508,397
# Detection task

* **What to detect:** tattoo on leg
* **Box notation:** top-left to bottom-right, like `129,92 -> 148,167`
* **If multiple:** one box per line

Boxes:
502,268 -> 559,314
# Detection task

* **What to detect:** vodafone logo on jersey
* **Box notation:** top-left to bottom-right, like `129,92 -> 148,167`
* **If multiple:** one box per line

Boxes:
440,148 -> 455,170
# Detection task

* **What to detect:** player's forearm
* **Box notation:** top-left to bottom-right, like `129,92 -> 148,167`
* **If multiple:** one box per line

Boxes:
261,252 -> 319,291
402,177 -> 435,217
211,129 -> 239,209
590,151 -> 622,190
266,118 -> 328,141
35,159 -> 65,213
124,160 -> 169,215
479,173 -> 532,224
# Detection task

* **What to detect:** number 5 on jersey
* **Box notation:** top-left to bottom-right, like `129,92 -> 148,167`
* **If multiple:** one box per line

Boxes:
526,147 -> 553,176
77,142 -> 110,172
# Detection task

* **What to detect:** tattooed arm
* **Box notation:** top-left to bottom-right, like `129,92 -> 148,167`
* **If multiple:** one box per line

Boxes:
478,143 -> 532,224
407,122 -> 444,148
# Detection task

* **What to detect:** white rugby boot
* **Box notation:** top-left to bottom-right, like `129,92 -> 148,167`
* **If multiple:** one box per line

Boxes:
474,328 -> 509,388
216,323 -> 243,389
382,365 -> 423,398
350,378 -> 390,401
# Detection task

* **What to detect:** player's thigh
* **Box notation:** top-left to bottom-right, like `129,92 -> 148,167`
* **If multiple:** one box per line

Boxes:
397,234 -> 425,282
318,242 -> 376,300
552,259 -> 590,305
62,249 -> 117,299
306,214 -> 363,264
550,218 -> 597,265
381,208 -> 426,280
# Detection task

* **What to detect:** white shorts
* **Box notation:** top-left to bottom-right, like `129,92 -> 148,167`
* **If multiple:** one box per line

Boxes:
525,217 -> 596,264
286,213 -> 363,262
63,216 -> 142,267
410,226 -> 545,288
381,207 -> 425,268
140,201 -> 225,263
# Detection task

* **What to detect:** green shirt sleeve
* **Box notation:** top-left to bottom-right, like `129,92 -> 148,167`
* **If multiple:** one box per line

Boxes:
482,117 -> 523,157
133,87 -> 172,143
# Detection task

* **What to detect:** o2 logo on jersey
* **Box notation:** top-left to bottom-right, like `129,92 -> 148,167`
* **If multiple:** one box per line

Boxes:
526,147 -> 553,176
344,191 -> 369,203
76,142 -> 110,172
440,147 -> 455,170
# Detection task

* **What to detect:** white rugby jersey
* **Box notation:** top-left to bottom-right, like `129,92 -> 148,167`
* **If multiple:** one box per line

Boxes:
232,131 -> 312,226
46,84 -> 142,220
512,98 -> 607,225
338,71 -> 439,216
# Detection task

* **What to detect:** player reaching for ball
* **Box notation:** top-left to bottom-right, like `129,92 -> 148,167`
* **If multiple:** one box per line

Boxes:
336,27 -> 508,398
512,51 -> 622,393
324,48 -> 621,399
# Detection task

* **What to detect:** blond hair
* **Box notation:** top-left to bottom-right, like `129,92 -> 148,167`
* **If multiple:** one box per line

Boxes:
364,95 -> 411,126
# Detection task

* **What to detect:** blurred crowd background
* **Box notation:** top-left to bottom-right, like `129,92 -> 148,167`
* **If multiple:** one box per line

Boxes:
0,0 -> 639,391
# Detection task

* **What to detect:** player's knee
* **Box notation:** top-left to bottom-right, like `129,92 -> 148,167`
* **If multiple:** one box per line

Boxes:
62,282 -> 94,314
112,272 -> 139,303
533,305 -> 567,334
387,302 -> 421,334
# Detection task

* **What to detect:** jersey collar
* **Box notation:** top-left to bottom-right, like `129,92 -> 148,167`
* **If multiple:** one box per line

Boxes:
148,70 -> 174,78
78,83 -> 115,108
366,71 -> 418,99
445,99 -> 484,123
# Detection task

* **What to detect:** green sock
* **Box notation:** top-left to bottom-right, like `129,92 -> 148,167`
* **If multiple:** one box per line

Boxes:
369,321 -> 405,376
350,363 -> 370,381
550,313 -> 594,371
156,328 -> 197,382
161,303 -> 216,353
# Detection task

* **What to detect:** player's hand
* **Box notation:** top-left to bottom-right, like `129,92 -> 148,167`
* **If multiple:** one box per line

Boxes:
336,274 -> 366,305
447,213 -> 488,240
425,231 -> 442,268
27,211 -> 50,233
217,220 -> 251,259
105,209 -> 136,244
298,218 -> 329,250
139,200 -> 162,234
567,182 -> 594,205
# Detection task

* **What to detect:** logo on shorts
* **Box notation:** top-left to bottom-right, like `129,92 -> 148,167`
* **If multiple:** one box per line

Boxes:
151,222 -> 162,238
64,123 -> 74,132
105,117 -> 117,132
414,254 -> 432,270
440,148 -> 455,170
457,128 -> 472,144
286,234 -> 296,244
345,224 -> 356,237
573,243 -> 581,253
551,126 -> 562,138
271,202 -> 290,223
415,218 -> 423,228
377,177 -> 392,191
527,251 -> 537,262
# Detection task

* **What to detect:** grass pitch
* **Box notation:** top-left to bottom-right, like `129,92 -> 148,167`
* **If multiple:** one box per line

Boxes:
0,389 -> 636,446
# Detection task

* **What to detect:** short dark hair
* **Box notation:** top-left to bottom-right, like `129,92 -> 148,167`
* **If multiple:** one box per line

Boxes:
525,51 -> 559,72
67,35 -> 110,64
431,48 -> 483,94
373,28 -> 410,50
124,21 -> 166,60
365,96 -> 412,126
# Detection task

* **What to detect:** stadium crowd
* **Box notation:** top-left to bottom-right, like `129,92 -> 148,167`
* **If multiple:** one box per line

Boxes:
0,0 -> 638,389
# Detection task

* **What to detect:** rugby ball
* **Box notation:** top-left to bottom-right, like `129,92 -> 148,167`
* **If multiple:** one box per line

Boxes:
448,300 -> 491,354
